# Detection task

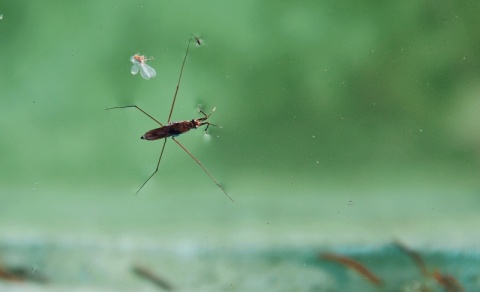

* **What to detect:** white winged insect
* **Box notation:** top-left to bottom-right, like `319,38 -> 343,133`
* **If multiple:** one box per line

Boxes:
130,53 -> 156,80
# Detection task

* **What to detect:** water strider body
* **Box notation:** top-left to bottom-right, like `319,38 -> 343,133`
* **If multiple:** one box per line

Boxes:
141,108 -> 217,141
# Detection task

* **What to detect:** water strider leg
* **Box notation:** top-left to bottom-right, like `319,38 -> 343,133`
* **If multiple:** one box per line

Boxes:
167,37 -> 193,123
172,138 -> 234,202
136,138 -> 168,194
106,105 -> 164,126
198,108 -> 221,132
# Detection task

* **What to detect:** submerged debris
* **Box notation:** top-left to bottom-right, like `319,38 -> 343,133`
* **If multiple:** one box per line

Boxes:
132,264 -> 174,291
394,240 -> 464,292
319,252 -> 383,286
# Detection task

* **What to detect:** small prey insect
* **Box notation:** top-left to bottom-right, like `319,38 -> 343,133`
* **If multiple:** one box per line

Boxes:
108,38 -> 233,202
130,53 -> 156,80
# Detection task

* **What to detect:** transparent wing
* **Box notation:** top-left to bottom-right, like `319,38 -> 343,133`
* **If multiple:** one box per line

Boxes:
139,63 -> 156,80
131,64 -> 139,75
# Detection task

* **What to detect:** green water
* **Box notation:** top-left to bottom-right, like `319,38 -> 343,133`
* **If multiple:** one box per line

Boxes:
1,1 -> 479,290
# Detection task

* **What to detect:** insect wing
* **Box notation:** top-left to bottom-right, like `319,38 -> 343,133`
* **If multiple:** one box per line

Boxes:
139,63 -> 156,80
142,126 -> 172,140
131,64 -> 140,75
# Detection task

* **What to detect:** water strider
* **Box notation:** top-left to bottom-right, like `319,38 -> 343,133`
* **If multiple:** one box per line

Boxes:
107,38 -> 233,202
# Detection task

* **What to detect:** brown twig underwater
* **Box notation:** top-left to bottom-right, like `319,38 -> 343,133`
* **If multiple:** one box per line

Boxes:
319,252 -> 383,286
432,270 -> 464,292
132,264 -> 174,291
0,266 -> 24,282
394,240 -> 464,292
393,240 -> 430,276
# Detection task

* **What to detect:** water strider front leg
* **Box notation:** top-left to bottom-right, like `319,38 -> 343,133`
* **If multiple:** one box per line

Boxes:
106,105 -> 164,126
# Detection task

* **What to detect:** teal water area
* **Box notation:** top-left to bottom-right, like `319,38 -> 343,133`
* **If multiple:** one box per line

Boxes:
1,239 -> 479,291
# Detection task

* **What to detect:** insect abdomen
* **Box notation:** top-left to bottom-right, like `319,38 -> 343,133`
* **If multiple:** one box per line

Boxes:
141,121 -> 195,140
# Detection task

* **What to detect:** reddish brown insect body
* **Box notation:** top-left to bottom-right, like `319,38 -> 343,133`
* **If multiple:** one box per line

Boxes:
142,121 -> 193,140
107,38 -> 233,202
142,109 -> 215,140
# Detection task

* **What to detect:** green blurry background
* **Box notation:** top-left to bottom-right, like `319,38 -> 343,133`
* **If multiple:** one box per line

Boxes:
1,0 -> 479,290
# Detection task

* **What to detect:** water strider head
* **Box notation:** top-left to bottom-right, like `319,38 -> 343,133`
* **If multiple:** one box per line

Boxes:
194,107 -> 221,132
